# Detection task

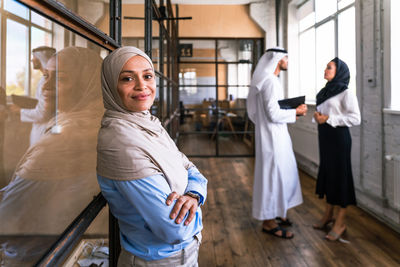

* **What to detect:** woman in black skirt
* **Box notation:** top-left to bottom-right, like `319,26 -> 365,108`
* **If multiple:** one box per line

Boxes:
313,58 -> 361,241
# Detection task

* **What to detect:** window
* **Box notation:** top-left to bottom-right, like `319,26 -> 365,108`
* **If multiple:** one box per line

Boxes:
296,0 -> 356,103
391,0 -> 400,109
2,0 -> 53,97
1,2 -> 110,265
6,19 -> 28,95
4,0 -> 28,19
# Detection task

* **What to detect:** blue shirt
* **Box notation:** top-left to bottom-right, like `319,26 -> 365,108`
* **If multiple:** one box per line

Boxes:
97,166 -> 207,261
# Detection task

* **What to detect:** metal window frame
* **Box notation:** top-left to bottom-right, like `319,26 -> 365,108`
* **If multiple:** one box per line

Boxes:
177,37 -> 263,157
17,0 -> 119,51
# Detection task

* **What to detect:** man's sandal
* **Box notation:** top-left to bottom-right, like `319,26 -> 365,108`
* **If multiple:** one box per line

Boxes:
276,217 -> 293,226
262,226 -> 294,239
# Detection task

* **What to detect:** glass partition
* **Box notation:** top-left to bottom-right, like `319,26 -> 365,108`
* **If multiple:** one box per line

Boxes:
178,38 -> 260,157
52,0 -> 109,35
0,3 -> 109,265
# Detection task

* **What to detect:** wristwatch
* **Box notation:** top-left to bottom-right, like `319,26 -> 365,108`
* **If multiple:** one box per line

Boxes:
185,191 -> 200,204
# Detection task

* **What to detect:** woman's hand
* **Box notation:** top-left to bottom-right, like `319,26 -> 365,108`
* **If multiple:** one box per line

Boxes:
166,192 -> 199,226
296,104 -> 307,117
314,111 -> 329,124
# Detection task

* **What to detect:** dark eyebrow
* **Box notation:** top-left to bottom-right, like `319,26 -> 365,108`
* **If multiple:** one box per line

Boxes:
120,68 -> 153,74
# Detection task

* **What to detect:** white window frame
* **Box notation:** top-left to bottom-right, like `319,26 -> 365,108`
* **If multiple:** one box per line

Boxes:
383,0 -> 400,112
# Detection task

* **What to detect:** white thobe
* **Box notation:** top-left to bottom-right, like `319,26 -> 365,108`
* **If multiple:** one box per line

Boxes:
20,76 -> 52,146
251,75 -> 303,220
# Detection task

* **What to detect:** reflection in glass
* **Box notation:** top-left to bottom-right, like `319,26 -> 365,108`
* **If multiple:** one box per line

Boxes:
0,47 -> 107,265
31,11 -> 52,29
53,0 -> 109,35
4,0 -> 28,19
6,19 -> 28,96
31,28 -> 53,97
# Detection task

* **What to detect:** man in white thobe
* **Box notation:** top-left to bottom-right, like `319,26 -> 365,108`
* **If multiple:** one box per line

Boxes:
247,47 -> 307,238
9,46 -> 56,146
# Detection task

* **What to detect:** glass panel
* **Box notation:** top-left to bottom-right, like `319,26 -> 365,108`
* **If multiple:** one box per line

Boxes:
179,39 -> 215,63
338,6 -> 356,94
217,40 -> 238,62
151,39 -> 159,72
177,133 -> 216,156
31,10 -> 52,29
338,0 -> 355,10
54,0 -> 109,35
6,19 -> 28,96
299,28 -> 316,102
217,63 -> 227,89
299,12 -> 315,32
315,0 -> 337,23
1,15 -> 109,266
122,3 -> 145,44
316,20 -> 335,96
31,27 -> 53,97
391,0 -> 400,109
4,0 -> 28,19
179,63 -> 216,105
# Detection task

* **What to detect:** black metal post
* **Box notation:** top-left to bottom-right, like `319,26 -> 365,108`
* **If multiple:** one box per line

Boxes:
110,0 -> 122,45
109,3 -> 122,266
159,1 -> 165,120
34,194 -> 107,267
215,39 -> 219,156
145,0 -> 153,58
109,210 -> 120,267
275,0 -> 281,46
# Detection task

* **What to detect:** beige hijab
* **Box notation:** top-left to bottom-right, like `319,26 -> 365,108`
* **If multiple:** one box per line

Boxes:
97,46 -> 192,195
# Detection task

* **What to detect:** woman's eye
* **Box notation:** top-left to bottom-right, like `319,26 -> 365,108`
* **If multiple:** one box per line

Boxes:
144,74 -> 153,79
121,76 -> 133,82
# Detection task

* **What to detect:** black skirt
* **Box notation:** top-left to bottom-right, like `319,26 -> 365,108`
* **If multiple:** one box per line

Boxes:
316,123 -> 356,207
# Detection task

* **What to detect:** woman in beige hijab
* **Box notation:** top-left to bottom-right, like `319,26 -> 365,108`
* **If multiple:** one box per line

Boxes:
97,46 -> 207,267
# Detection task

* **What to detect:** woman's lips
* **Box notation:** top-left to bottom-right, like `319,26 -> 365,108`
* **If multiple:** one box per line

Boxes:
132,93 -> 150,100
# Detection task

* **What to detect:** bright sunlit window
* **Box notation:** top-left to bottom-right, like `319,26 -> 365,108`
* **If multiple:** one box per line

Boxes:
297,0 -> 355,103
2,0 -> 53,97
391,0 -> 400,109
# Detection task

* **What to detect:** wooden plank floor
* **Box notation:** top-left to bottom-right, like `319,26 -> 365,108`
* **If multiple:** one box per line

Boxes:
193,157 -> 400,267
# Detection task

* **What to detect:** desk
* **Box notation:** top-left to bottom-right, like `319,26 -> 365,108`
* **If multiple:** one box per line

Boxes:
211,111 -> 238,140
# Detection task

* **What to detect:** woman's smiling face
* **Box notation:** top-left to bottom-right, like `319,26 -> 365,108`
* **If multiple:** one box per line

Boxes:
117,55 -> 156,112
